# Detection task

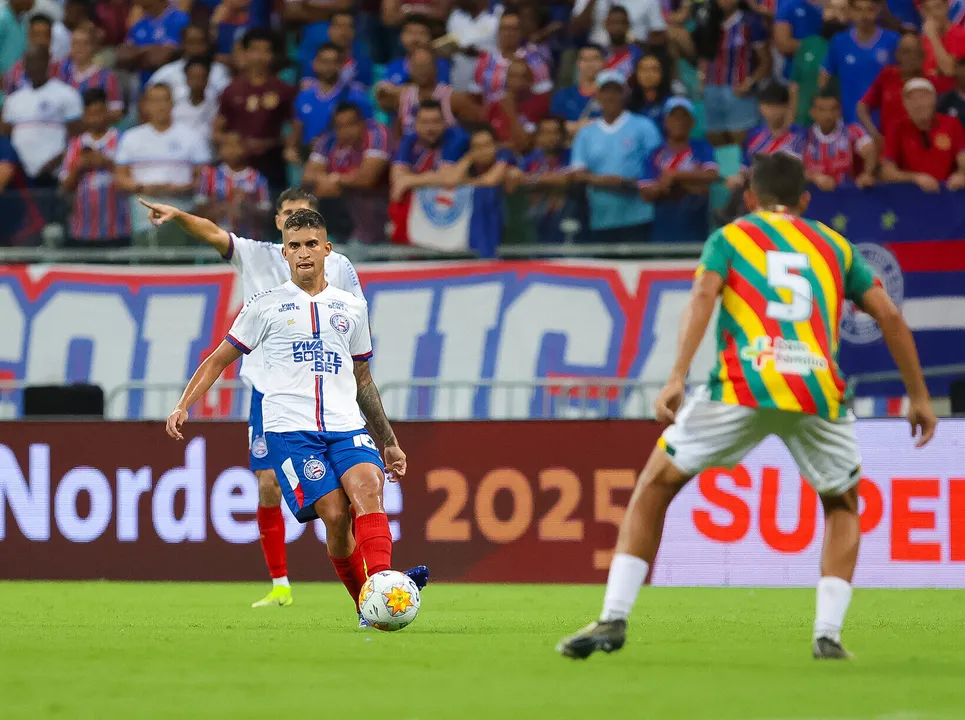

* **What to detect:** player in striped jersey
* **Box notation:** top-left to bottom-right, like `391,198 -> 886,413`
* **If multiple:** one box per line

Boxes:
469,9 -> 553,104
59,88 -> 131,245
602,5 -> 642,81
804,88 -> 878,189
54,26 -> 124,125
195,131 -> 272,239
560,152 -> 936,662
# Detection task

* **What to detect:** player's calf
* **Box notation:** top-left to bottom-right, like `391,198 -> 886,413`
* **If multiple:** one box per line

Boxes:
254,468 -> 289,604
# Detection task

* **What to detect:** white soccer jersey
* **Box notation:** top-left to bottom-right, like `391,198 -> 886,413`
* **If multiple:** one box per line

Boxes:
226,281 -> 372,433
225,233 -> 364,392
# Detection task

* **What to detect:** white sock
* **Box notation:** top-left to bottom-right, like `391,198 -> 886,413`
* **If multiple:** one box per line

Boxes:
600,553 -> 650,622
272,576 -> 290,588
814,576 -> 852,642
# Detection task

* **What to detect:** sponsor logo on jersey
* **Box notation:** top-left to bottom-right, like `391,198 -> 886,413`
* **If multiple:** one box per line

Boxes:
279,302 -> 299,312
840,243 -> 904,344
250,435 -> 268,458
328,300 -> 346,311
292,340 -> 344,374
741,336 -> 828,376
303,457 -> 326,481
330,313 -> 351,334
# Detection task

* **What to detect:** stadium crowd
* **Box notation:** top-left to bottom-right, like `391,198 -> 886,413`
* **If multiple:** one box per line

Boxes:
1,0 -> 964,249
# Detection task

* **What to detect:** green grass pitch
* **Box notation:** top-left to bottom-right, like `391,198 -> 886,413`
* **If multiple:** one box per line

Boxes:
1,583 -> 963,719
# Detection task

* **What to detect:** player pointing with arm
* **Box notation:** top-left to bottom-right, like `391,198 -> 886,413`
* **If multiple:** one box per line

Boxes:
166,208 -> 427,627
143,189 -> 372,610
559,152 -> 937,661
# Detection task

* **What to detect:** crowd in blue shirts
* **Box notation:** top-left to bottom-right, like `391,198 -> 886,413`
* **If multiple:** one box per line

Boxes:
2,0 -> 965,248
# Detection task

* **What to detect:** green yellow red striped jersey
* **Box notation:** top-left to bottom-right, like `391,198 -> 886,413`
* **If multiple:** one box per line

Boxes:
697,210 -> 879,420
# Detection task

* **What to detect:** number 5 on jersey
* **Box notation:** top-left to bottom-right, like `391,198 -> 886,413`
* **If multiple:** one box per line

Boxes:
765,251 -> 812,322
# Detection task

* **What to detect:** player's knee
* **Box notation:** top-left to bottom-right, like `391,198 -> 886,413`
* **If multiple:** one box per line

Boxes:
256,470 -> 281,506
344,467 -> 384,514
820,483 -> 860,515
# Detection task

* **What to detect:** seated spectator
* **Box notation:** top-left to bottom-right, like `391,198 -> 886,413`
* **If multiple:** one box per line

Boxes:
383,14 -> 452,86
4,13 -> 59,93
216,29 -> 296,192
602,5 -> 642,81
571,0 -> 668,49
788,0 -> 848,127
59,88 -> 131,247
1,46 -> 82,184
512,116 -> 571,243
881,77 -> 965,190
921,0 -> 965,86
325,10 -> 374,88
443,0 -> 502,93
148,25 -> 233,103
627,52 -> 680,129
283,0 -> 352,81
302,102 -> 390,244
774,0 -> 826,77
117,0 -> 190,87
383,0 -> 450,30
210,0 -> 255,65
570,70 -> 662,243
804,89 -> 877,189
390,100 -> 469,202
115,83 -> 210,242
54,24 -> 124,125
378,47 -> 477,136
858,31 -> 929,144
702,0 -> 771,147
820,0 -> 900,124
172,58 -> 220,150
469,10 -> 552,105
196,131 -> 272,238
639,98 -> 719,244
550,44 -> 604,138
727,82 -> 806,192
485,58 -> 551,153
292,43 -> 373,150
938,55 -> 965,125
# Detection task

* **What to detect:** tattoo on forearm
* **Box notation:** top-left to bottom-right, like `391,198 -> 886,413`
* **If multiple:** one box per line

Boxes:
355,362 -> 396,447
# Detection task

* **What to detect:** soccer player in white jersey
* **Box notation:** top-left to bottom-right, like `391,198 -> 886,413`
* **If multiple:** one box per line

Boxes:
164,208 -> 427,626
140,189 -> 373,610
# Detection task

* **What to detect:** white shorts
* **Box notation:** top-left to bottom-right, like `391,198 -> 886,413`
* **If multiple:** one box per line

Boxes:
660,386 -> 862,496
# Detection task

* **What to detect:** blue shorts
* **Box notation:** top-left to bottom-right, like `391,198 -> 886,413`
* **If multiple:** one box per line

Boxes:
248,389 -> 272,471
703,84 -> 759,134
265,429 -> 385,523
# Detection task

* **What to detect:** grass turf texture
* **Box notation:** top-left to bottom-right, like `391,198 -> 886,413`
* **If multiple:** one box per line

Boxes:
1,583 -> 963,720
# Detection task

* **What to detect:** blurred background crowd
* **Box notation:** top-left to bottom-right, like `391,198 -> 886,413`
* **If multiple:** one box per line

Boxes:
1,0 -> 964,251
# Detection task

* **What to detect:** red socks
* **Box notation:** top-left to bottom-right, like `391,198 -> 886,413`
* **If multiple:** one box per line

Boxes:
330,546 -> 367,610
354,512 -> 392,575
256,505 -> 288,579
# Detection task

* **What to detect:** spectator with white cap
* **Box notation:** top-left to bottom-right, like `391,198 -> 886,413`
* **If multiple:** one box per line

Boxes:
881,77 -> 965,190
570,68 -> 661,243
639,97 -> 719,244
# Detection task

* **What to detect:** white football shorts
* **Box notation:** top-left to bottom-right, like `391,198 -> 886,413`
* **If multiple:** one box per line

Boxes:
660,386 -> 862,496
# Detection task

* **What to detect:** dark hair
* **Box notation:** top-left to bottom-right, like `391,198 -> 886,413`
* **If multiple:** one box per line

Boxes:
607,4 -> 630,18
758,80 -> 790,105
401,13 -> 432,31
540,115 -> 566,134
184,56 -> 211,74
416,99 -> 444,115
333,101 -> 362,119
751,153 -> 807,208
284,208 -> 327,232
579,43 -> 605,57
184,23 -> 208,39
276,187 -> 318,213
316,41 -> 342,57
627,52 -> 673,113
500,9 -> 520,23
82,87 -> 108,107
813,86 -> 840,104
242,28 -> 276,50
29,13 -> 53,29
469,123 -> 496,140
330,9 -> 353,21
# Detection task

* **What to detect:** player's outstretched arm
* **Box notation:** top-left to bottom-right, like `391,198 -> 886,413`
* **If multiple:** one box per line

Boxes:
656,270 -> 724,424
354,359 -> 406,481
859,285 -> 937,447
138,198 -> 232,255
166,341 -> 243,440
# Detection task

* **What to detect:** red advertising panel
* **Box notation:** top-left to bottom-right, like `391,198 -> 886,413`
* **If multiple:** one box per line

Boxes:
1,420 -> 963,586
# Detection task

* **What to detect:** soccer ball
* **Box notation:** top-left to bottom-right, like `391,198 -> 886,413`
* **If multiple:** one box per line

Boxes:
359,570 -> 421,632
